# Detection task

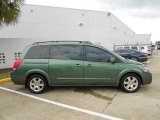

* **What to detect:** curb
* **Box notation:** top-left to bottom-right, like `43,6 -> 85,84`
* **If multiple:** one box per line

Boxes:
0,78 -> 11,84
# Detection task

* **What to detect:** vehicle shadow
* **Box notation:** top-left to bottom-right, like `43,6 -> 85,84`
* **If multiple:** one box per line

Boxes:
45,86 -> 120,101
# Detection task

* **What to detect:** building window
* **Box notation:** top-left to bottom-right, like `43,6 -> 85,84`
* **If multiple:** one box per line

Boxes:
14,52 -> 21,60
0,53 -> 6,64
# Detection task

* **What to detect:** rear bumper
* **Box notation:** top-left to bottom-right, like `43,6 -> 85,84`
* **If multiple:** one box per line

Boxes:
10,71 -> 25,85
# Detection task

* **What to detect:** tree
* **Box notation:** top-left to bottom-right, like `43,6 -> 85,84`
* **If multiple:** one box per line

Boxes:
0,0 -> 24,26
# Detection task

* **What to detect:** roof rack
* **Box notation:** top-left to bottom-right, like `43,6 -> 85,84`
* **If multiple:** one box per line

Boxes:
33,41 -> 93,45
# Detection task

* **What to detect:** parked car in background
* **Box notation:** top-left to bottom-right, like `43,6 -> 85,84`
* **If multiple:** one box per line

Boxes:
156,41 -> 160,49
151,44 -> 156,50
130,46 -> 141,51
114,49 -> 148,62
140,46 -> 152,57
116,46 -> 141,51
11,41 -> 152,94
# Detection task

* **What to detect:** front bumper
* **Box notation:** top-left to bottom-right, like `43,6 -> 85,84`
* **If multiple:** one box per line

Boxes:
139,57 -> 148,62
142,72 -> 152,85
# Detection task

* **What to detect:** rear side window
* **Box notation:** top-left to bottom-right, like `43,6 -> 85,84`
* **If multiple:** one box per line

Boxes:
50,45 -> 83,60
124,47 -> 130,49
115,49 -> 123,53
25,45 -> 50,59
85,46 -> 112,62
131,47 -> 138,50
141,47 -> 145,49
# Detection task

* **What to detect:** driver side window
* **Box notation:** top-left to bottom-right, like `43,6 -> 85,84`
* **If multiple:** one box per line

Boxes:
85,46 -> 113,62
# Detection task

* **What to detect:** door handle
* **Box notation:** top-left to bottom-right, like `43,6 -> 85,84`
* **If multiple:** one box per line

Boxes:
75,64 -> 81,67
87,64 -> 93,67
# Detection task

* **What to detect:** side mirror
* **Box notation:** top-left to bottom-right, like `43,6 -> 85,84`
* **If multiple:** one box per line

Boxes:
110,57 -> 116,64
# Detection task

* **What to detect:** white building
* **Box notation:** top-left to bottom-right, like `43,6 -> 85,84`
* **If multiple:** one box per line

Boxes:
134,34 -> 151,44
0,4 -> 151,69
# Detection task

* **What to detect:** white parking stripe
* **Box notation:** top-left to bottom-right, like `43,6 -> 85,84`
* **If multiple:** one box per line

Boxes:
0,87 -> 123,120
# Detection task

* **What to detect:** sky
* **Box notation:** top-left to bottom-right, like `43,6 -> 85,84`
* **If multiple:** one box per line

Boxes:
26,0 -> 160,42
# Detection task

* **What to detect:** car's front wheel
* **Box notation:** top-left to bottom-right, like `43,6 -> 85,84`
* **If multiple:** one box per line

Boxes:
120,73 -> 141,93
27,74 -> 48,94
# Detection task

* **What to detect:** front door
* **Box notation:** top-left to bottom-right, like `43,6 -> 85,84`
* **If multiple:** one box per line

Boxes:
84,46 -> 119,86
49,45 -> 84,86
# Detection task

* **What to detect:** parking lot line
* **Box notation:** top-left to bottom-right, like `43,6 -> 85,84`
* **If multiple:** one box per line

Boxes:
0,86 -> 123,120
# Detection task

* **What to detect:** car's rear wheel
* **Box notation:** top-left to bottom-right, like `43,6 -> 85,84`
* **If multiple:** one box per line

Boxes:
131,57 -> 138,61
120,73 -> 141,93
27,74 -> 48,94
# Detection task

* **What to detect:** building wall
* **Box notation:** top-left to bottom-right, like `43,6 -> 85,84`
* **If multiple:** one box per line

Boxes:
0,5 -> 136,46
0,4 -> 151,69
134,34 -> 151,44
0,39 -> 32,68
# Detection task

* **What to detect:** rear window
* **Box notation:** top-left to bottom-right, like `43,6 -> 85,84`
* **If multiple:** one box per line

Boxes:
122,49 -> 130,53
116,47 -> 123,50
129,50 -> 136,54
25,45 -> 50,59
50,45 -> 83,60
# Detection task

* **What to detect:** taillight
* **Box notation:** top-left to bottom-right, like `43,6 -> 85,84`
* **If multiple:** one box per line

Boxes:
13,59 -> 23,70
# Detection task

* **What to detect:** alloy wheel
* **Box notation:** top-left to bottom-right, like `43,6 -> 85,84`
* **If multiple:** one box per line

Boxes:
131,57 -> 138,61
30,77 -> 44,92
123,76 -> 139,91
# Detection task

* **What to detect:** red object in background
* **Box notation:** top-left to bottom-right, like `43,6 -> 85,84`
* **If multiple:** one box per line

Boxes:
13,59 -> 23,70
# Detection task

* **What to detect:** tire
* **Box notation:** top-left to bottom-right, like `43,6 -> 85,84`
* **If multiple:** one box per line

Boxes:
120,73 -> 141,93
27,74 -> 48,94
131,57 -> 138,61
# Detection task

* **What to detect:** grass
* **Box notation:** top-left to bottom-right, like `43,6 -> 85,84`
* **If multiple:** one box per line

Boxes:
0,72 -> 11,80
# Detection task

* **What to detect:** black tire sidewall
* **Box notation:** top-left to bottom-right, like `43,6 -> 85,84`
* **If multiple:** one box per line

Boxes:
131,57 -> 138,61
27,74 -> 48,94
120,73 -> 141,93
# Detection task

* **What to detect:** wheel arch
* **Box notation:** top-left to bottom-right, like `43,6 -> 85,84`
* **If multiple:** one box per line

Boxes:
25,70 -> 51,88
131,55 -> 139,60
117,71 -> 143,86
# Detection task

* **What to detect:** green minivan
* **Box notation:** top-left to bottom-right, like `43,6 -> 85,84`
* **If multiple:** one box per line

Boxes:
11,41 -> 152,94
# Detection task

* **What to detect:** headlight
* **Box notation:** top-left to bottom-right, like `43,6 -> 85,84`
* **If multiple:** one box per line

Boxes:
140,64 -> 149,72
